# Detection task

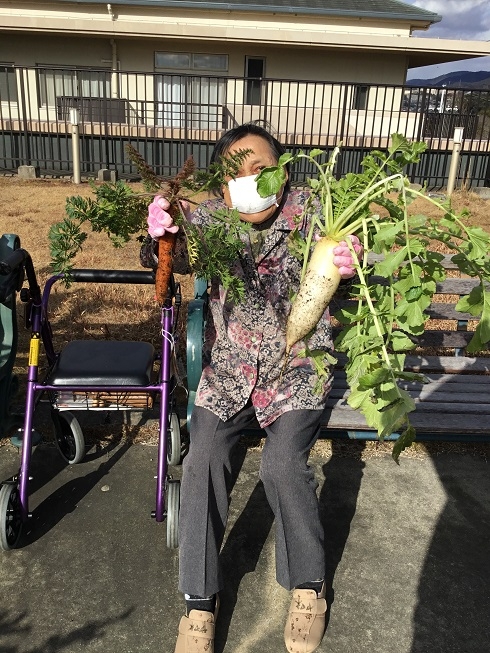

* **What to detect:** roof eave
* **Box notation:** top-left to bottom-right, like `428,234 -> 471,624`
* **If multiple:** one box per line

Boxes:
42,0 -> 443,25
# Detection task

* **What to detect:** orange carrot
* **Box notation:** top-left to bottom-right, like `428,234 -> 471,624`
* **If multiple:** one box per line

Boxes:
155,232 -> 175,303
154,200 -> 179,303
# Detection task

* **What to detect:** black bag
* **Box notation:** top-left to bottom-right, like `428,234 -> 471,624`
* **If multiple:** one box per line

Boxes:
139,234 -> 158,270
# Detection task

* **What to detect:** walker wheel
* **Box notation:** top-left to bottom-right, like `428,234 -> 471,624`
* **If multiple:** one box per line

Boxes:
0,483 -> 23,551
167,412 -> 182,466
52,410 -> 85,464
166,479 -> 180,549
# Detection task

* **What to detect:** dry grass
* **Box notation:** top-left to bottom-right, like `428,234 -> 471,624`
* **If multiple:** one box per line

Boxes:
1,177 -> 490,457
0,177 -> 196,391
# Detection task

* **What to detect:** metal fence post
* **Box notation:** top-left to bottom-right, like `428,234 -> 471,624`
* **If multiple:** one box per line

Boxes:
447,127 -> 464,196
70,108 -> 81,184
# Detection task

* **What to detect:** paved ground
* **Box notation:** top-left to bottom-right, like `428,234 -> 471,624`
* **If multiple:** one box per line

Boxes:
1,431 -> 489,653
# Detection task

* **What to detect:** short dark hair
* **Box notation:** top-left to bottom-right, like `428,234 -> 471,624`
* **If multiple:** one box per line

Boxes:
209,122 -> 290,196
210,122 -> 286,165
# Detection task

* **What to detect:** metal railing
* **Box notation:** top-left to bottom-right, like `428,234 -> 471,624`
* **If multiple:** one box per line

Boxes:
1,65 -> 489,188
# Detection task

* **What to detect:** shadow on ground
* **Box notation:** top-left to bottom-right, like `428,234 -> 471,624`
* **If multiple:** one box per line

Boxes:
410,451 -> 490,653
0,607 -> 135,653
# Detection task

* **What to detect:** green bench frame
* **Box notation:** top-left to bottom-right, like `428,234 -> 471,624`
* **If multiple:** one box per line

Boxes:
0,233 -> 23,439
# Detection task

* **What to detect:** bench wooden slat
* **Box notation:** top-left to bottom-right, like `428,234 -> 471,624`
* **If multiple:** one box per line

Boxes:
333,300 -> 477,322
409,402 -> 490,414
400,376 -> 490,389
363,276 -> 479,295
367,253 -> 464,270
333,354 -> 490,374
331,370 -> 490,384
409,331 -> 474,349
426,304 -> 477,321
329,387 -> 490,405
321,406 -> 490,433
332,329 -> 475,349
327,397 -> 490,416
403,355 -> 490,373
434,279 -> 480,294
332,371 -> 490,390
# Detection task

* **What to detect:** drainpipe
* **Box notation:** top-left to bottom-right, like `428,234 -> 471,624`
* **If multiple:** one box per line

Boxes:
110,38 -> 119,98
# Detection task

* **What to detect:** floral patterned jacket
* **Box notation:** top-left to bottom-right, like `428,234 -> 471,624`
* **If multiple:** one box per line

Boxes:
176,188 -> 335,427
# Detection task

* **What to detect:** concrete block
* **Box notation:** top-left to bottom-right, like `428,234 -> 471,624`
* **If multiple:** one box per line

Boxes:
472,186 -> 490,199
98,168 -> 118,183
18,165 -> 40,179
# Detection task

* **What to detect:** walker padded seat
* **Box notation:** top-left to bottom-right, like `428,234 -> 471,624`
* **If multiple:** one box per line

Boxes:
48,340 -> 155,386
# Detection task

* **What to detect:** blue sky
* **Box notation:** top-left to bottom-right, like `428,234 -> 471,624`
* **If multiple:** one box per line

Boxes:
403,0 -> 490,79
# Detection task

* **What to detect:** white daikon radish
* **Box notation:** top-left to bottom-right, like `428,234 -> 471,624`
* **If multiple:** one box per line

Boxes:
285,236 -> 341,356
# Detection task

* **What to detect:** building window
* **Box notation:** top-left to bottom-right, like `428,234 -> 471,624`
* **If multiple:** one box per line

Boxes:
192,54 -> 228,71
353,85 -> 368,110
154,52 -> 227,129
0,64 -> 18,103
155,53 -> 191,70
245,57 -> 265,105
155,52 -> 228,72
37,67 -> 111,107
155,74 -> 226,129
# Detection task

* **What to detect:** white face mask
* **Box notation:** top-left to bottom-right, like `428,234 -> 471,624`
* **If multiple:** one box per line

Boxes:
228,174 -> 278,214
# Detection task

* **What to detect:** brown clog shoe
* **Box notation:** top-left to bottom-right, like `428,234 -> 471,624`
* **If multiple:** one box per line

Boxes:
284,585 -> 327,653
173,598 -> 219,653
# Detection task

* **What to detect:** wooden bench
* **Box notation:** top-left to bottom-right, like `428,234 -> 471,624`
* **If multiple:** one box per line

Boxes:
186,255 -> 490,443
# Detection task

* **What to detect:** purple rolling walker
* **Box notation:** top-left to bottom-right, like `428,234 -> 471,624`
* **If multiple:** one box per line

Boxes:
0,249 -> 181,551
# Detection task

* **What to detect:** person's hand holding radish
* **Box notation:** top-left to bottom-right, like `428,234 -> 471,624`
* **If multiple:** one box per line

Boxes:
332,234 -> 363,279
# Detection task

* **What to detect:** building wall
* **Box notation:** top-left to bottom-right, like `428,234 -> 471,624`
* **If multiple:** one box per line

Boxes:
0,33 -> 408,86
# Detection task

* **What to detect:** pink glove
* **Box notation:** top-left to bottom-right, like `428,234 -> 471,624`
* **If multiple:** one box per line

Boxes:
147,196 -> 180,239
333,235 -> 363,279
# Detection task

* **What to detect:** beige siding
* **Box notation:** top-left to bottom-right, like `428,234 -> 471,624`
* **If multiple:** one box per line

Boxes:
0,31 -> 411,136
0,33 -> 407,86
1,0 -> 489,71
0,34 -> 108,68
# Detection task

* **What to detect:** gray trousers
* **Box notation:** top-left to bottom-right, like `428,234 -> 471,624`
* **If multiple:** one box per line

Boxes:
178,403 -> 325,596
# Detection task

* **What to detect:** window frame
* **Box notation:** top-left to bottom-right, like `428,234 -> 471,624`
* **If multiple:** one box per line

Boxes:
244,56 -> 266,106
36,65 -> 112,108
155,51 -> 228,73
0,63 -> 18,104
353,84 -> 369,111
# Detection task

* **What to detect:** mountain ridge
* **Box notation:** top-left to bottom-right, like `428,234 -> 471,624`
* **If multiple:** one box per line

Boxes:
406,70 -> 490,88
